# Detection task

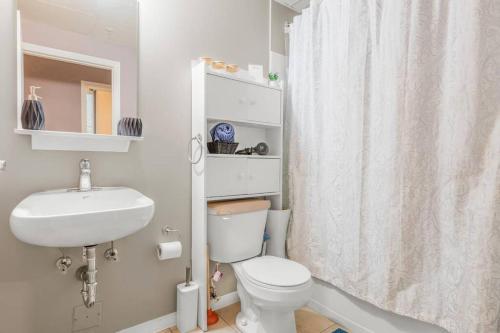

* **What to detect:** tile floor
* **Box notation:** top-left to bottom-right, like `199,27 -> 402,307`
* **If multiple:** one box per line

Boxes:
160,302 -> 349,333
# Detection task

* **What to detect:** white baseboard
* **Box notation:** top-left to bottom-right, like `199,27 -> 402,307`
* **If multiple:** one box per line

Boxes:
116,312 -> 176,333
212,291 -> 239,311
117,292 -> 240,333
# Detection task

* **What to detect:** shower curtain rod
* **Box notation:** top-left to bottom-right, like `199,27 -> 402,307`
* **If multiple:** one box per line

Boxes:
283,0 -> 322,34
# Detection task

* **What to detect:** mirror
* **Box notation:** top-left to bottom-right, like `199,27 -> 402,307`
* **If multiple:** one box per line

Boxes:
17,0 -> 139,136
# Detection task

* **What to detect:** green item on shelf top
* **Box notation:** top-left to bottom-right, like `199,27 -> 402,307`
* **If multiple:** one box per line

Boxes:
268,72 -> 279,81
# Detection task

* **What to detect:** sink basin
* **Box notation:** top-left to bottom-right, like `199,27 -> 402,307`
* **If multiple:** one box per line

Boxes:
10,187 -> 155,247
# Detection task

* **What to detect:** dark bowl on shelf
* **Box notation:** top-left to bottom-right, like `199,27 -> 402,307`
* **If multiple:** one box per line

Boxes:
207,142 -> 239,154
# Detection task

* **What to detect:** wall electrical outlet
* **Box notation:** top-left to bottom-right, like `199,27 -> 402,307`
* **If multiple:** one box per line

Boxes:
72,302 -> 102,332
0,160 -> 6,171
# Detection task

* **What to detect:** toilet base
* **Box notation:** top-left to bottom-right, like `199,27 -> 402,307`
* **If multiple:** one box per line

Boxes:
235,311 -> 297,333
235,312 -> 258,333
235,280 -> 299,333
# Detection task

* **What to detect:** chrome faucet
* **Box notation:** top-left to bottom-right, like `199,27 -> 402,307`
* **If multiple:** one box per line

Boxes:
79,159 -> 92,191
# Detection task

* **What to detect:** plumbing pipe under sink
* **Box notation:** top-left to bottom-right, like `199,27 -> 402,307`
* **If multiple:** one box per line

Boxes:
78,246 -> 98,308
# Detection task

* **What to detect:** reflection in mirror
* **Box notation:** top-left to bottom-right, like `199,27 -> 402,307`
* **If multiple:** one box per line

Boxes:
24,55 -> 113,134
17,0 -> 139,136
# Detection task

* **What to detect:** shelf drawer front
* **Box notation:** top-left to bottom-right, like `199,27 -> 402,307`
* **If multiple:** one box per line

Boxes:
206,75 -> 281,124
245,84 -> 281,124
206,158 -> 247,197
206,75 -> 246,121
247,158 -> 280,194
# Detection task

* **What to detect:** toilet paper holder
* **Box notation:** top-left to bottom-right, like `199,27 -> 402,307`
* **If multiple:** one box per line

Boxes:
162,225 -> 180,239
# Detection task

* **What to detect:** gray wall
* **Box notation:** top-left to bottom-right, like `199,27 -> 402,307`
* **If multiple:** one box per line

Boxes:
270,1 -> 297,55
0,0 -> 268,332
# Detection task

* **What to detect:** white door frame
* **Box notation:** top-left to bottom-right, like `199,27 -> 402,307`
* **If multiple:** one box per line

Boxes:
81,81 -> 112,134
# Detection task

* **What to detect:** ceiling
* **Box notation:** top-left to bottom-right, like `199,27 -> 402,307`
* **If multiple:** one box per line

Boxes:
274,0 -> 310,12
18,0 -> 138,48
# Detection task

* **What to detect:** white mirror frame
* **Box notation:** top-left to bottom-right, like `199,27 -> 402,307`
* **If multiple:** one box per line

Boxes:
15,11 -> 142,152
18,43 -> 121,135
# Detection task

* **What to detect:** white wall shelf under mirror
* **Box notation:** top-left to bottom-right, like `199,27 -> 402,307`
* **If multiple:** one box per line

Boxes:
15,1 -> 141,152
14,129 -> 143,152
191,61 -> 284,330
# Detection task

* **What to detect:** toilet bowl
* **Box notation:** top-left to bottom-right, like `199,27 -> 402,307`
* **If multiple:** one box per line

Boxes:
207,199 -> 312,333
232,256 -> 312,333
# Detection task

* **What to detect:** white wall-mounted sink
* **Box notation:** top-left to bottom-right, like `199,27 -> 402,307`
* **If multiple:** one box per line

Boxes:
10,187 -> 155,247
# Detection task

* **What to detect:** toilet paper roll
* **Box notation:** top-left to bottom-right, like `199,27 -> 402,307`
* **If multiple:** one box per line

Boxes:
157,241 -> 182,260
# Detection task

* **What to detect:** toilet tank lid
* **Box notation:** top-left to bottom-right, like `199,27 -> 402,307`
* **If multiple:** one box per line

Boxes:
208,199 -> 271,215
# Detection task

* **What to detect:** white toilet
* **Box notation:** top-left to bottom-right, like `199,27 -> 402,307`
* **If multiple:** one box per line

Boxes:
207,199 -> 312,333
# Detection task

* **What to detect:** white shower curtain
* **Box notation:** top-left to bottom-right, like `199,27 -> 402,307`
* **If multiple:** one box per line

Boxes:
287,1 -> 500,332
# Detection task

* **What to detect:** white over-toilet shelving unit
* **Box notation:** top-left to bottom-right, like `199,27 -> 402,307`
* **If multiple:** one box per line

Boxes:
191,61 -> 283,331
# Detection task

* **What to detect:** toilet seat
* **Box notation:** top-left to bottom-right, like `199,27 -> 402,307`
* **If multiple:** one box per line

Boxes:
241,256 -> 311,288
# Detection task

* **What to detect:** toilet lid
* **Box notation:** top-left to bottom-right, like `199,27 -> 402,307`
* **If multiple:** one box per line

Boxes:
241,256 -> 311,287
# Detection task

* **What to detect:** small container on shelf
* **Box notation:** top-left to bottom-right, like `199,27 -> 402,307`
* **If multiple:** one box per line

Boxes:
199,57 -> 213,65
207,142 -> 239,154
208,122 -> 237,154
211,60 -> 225,70
117,117 -> 143,137
268,72 -> 280,88
225,64 -> 239,73
21,86 -> 45,130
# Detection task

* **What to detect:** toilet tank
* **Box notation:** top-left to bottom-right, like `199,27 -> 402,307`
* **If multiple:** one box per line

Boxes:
207,199 -> 271,263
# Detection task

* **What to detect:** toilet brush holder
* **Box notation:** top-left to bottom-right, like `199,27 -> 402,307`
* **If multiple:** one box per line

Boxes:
176,267 -> 198,333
